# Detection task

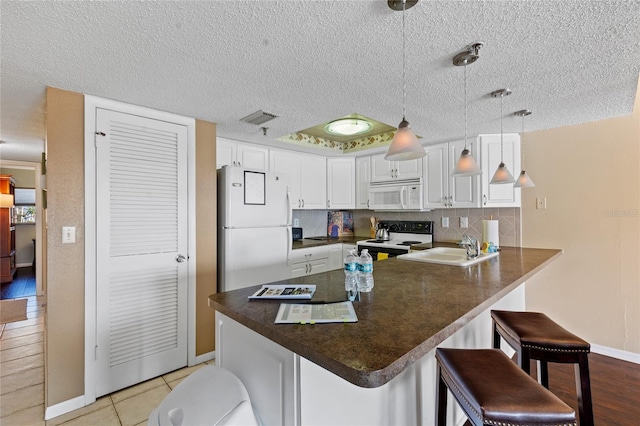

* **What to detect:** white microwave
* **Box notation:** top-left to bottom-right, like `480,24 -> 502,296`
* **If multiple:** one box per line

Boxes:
369,178 -> 425,211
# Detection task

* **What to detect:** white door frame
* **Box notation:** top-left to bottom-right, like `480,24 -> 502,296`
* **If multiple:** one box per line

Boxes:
0,160 -> 43,296
83,95 -> 197,406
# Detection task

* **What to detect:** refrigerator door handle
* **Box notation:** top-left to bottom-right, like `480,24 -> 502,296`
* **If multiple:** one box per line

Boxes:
286,189 -> 292,225
286,226 -> 292,264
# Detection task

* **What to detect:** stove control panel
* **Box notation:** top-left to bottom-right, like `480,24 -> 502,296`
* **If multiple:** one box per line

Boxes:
378,220 -> 433,234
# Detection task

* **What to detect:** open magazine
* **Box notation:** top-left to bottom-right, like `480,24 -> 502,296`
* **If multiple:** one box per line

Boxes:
249,284 -> 316,300
275,301 -> 358,324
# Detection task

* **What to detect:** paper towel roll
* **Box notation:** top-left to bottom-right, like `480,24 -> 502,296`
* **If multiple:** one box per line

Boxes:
482,220 -> 500,248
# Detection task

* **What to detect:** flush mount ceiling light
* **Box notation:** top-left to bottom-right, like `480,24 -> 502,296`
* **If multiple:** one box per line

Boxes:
490,88 -> 516,184
451,42 -> 483,177
513,109 -> 536,188
324,118 -> 373,136
384,0 -> 426,162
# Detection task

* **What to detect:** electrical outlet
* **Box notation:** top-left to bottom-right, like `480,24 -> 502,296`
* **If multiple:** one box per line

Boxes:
460,217 -> 469,228
442,217 -> 449,228
293,218 -> 300,227
62,226 -> 76,244
536,197 -> 547,210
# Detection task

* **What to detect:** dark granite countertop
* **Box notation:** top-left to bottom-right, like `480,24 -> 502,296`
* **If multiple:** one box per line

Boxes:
208,246 -> 562,388
292,236 -> 361,249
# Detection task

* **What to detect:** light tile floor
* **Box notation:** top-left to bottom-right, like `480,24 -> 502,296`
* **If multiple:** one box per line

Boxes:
1,295 -> 211,426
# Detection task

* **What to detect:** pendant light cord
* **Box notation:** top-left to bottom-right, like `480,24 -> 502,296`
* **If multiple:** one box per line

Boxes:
500,93 -> 504,162
464,63 -> 468,149
520,113 -> 525,169
401,0 -> 407,121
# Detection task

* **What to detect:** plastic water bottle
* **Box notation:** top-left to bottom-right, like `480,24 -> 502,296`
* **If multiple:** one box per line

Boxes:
358,249 -> 374,292
344,249 -> 359,297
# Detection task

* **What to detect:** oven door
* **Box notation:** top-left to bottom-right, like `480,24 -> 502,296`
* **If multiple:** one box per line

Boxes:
357,244 -> 408,261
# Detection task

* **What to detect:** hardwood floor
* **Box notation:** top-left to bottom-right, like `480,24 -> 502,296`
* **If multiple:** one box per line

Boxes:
462,352 -> 640,425
0,267 -> 36,300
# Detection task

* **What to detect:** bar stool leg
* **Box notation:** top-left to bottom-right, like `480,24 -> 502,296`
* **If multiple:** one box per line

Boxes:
492,320 -> 501,349
540,360 -> 549,388
435,364 -> 447,426
575,353 -> 594,426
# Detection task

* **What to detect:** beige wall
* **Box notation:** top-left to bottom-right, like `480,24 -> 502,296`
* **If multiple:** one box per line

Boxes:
522,77 -> 640,354
45,87 -> 218,406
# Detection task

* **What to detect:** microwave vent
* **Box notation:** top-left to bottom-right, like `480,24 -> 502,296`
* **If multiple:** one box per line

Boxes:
240,110 -> 278,126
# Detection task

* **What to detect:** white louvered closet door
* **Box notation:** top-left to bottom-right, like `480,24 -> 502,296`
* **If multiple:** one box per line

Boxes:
95,108 -> 188,397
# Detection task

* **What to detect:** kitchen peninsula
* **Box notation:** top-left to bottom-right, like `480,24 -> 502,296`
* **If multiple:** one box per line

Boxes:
208,247 -> 562,425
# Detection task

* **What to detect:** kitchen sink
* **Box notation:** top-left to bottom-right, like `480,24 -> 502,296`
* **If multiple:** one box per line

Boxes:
396,247 -> 499,267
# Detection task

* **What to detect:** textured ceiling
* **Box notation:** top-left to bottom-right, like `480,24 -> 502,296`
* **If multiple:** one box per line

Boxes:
1,0 -> 639,162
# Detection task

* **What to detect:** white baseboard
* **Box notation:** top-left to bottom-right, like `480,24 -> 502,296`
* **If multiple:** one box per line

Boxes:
16,263 -> 33,268
591,343 -> 640,364
45,395 -> 85,420
194,350 -> 216,365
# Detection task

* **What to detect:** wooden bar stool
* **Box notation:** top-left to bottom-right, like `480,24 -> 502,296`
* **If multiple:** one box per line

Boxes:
435,348 -> 576,426
491,310 -> 593,426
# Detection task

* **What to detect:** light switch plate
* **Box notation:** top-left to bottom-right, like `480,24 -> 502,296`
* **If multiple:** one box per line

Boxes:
536,197 -> 547,210
460,217 -> 469,228
442,217 -> 449,228
62,226 -> 76,244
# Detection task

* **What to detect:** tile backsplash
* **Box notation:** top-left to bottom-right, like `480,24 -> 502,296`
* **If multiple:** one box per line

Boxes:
295,208 -> 521,247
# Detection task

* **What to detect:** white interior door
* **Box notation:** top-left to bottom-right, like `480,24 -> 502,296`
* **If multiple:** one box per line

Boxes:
94,107 -> 188,396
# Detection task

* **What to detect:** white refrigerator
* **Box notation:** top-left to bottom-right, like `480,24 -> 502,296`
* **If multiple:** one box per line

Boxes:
218,166 -> 292,292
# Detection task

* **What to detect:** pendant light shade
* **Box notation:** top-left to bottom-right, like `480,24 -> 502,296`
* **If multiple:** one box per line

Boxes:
384,0 -> 425,161
452,42 -> 483,177
514,170 -> 535,188
513,109 -> 536,188
490,88 -> 515,184
385,120 -> 424,161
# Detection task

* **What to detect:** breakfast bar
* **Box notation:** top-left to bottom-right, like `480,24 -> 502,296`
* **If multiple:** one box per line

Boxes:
208,247 -> 562,425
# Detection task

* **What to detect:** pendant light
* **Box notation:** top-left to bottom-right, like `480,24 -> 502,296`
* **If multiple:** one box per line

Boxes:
384,0 -> 425,161
451,43 -> 483,177
513,109 -> 536,188
490,88 -> 515,184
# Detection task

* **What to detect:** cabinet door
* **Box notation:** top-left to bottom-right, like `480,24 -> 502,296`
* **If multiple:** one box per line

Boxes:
299,154 -> 326,210
327,158 -> 355,210
355,156 -> 371,209
423,143 -> 448,209
479,134 -> 521,207
396,158 -> 423,180
328,244 -> 343,271
449,139 -> 481,208
237,143 -> 269,171
370,153 -> 394,181
290,261 -> 308,278
216,138 -> 236,169
270,149 -> 301,209
308,258 -> 328,275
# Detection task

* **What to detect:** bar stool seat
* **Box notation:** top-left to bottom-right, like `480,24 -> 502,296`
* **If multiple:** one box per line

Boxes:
491,310 -> 593,426
436,348 -> 576,426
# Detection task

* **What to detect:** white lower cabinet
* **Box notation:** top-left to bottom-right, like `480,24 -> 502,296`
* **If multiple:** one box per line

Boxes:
290,246 -> 329,278
328,244 -> 343,271
479,133 -> 521,207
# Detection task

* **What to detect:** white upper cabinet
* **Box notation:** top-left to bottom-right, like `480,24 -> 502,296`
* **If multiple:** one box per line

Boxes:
423,139 -> 481,209
270,149 -> 326,210
355,156 -> 371,209
327,157 -> 355,210
216,138 -> 269,171
370,153 -> 423,182
479,133 -> 521,207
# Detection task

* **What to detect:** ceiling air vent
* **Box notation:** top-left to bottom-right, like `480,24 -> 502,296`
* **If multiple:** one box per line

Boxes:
240,110 -> 278,126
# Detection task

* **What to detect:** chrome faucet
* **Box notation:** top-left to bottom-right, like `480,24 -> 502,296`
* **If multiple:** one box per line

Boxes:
460,234 -> 480,259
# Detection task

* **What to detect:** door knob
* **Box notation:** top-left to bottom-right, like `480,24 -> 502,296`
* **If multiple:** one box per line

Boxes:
176,254 -> 186,263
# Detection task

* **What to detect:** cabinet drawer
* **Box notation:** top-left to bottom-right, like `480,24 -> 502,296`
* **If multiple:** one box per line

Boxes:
290,246 -> 329,264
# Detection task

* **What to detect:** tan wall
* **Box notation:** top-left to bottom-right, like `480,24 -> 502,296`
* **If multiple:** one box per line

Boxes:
44,87 -> 218,406
522,77 -> 640,354
195,120 -> 217,355
45,87 -> 86,406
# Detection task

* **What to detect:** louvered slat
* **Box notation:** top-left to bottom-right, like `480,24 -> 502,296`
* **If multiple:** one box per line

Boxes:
108,119 -> 179,257
109,268 -> 178,366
